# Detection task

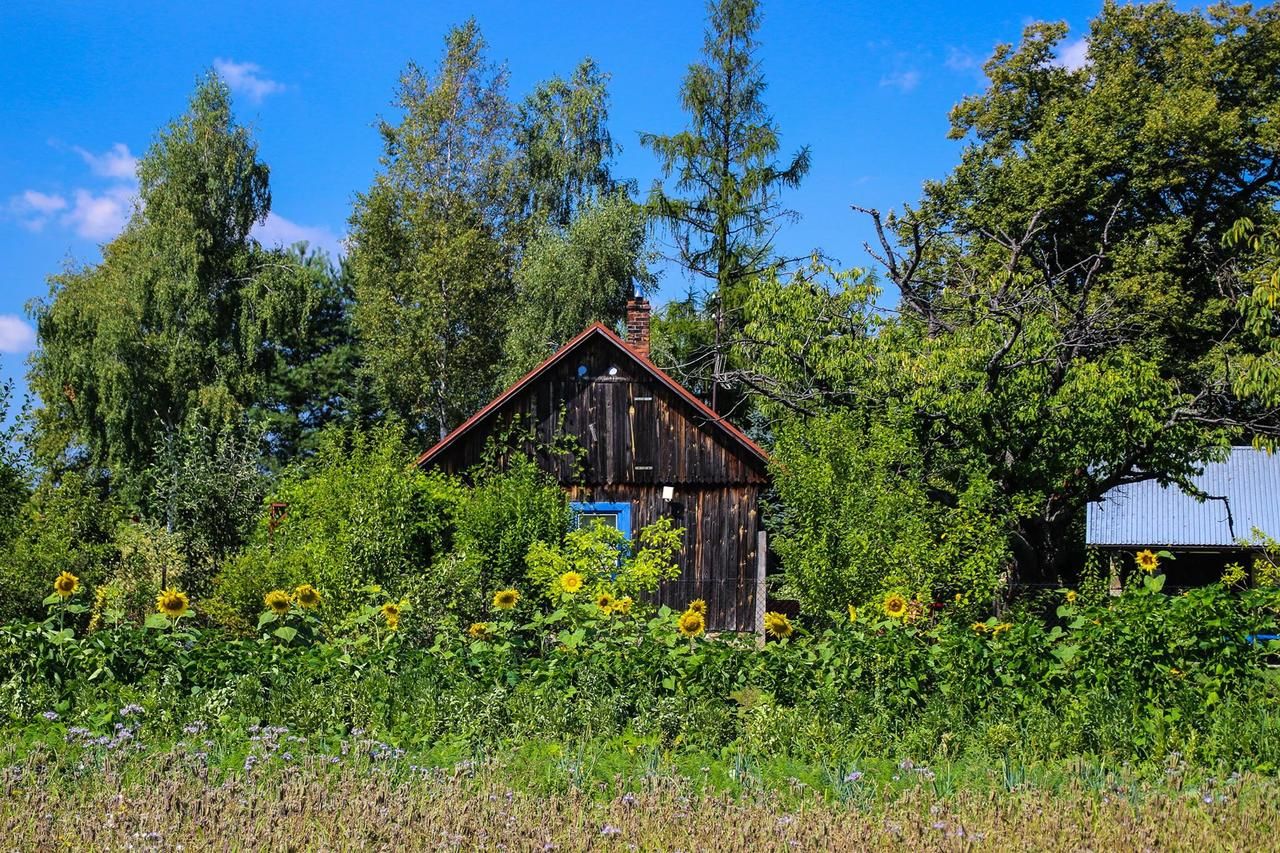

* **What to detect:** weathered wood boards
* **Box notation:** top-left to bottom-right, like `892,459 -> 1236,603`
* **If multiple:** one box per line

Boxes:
420,326 -> 769,631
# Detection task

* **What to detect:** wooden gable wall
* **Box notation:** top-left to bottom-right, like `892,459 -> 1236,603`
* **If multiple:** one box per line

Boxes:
426,333 -> 767,487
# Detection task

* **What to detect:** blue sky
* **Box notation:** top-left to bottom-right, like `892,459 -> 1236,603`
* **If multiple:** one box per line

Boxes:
0,0 -> 1106,399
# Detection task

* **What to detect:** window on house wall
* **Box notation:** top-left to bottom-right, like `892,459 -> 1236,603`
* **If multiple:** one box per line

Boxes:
570,501 -> 632,540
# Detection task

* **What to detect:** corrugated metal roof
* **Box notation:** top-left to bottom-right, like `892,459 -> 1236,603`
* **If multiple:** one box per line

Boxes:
1086,447 -> 1280,548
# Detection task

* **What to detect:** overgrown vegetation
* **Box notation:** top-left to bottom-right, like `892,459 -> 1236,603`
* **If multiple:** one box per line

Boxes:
4,2 -> 1280,840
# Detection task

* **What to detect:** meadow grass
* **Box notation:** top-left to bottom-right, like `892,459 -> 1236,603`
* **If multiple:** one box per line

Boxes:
3,740 -> 1279,851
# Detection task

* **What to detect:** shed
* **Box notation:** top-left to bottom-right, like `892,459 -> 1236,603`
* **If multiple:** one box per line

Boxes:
416,298 -> 770,632
1086,446 -> 1280,584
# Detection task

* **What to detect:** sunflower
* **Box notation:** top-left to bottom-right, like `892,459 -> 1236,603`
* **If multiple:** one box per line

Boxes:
53,571 -> 80,599
381,601 -> 401,631
295,584 -> 322,609
156,588 -> 190,620
614,596 -> 633,615
264,589 -> 292,614
847,604 -> 857,623
559,571 -> 584,594
677,609 -> 705,638
468,622 -> 489,639
493,588 -> 520,610
687,598 -> 707,616
596,591 -> 616,614
763,611 -> 793,638
1136,549 -> 1160,574
1065,590 -> 1078,604
883,592 -> 908,620
971,622 -> 988,634
992,622 -> 1012,635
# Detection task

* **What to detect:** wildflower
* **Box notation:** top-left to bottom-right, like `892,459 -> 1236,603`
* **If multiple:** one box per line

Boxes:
883,592 -> 908,620
614,596 -> 633,615
264,589 -> 291,615
1136,549 -> 1160,574
764,611 -> 793,638
677,609 -> 705,638
156,588 -> 189,620
847,603 -> 857,623
559,571 -> 584,594
493,588 -> 519,610
40,710 -> 59,722
467,622 -> 489,639
687,598 -> 707,616
596,591 -> 615,614
295,584 -> 322,609
1065,590 -> 1078,604
1170,667 -> 1185,678
971,622 -> 988,634
53,571 -> 80,599
381,601 -> 401,631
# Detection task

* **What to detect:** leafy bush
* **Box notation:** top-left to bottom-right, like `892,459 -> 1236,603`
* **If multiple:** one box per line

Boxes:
769,413 -> 1009,618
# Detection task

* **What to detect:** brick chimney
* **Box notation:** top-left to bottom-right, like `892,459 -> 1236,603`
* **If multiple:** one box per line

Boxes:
625,296 -> 651,358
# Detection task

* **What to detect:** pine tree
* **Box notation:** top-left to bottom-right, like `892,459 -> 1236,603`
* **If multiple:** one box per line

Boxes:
641,0 -> 809,411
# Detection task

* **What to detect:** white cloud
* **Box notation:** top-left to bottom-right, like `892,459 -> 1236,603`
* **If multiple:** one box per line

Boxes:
10,190 -> 68,231
880,69 -> 922,93
945,47 -> 980,73
0,315 -> 36,354
62,186 -> 135,240
253,212 -> 344,258
214,58 -> 287,104
74,142 -> 138,180
1054,38 -> 1089,71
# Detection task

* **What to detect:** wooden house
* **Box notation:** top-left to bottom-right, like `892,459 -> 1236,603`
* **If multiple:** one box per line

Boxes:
416,298 -> 770,632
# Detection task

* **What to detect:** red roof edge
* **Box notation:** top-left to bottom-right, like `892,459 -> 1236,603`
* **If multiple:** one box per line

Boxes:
414,322 -> 771,470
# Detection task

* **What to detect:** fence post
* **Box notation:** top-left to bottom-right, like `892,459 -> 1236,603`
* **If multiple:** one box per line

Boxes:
756,530 -> 767,645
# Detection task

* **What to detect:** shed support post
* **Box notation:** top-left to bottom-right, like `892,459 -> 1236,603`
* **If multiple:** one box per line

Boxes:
756,530 -> 767,645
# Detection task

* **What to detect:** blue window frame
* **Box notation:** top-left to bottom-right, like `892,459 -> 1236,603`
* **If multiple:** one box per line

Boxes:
570,501 -> 632,540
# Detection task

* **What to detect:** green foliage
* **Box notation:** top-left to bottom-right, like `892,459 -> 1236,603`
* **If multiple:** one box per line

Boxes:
770,412 -> 1008,614
348,21 -> 515,440
3,566 -> 1279,773
501,191 -> 654,381
641,0 -> 809,410
26,73 -> 312,497
212,426 -> 453,627
525,517 -> 681,600
0,472 -> 123,623
251,245 -> 369,468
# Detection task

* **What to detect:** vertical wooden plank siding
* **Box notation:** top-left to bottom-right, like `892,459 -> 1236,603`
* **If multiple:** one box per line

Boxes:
424,334 -> 768,632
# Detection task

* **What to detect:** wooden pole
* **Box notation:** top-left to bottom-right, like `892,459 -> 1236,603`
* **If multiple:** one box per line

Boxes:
756,530 -> 767,644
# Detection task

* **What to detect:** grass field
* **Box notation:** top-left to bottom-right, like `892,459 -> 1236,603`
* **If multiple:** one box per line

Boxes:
4,746 -> 1279,851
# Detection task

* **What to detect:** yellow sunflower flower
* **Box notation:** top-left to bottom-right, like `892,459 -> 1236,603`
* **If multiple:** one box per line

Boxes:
883,592 -> 908,620
687,598 -> 707,616
1136,549 -> 1159,574
468,622 -> 489,639
53,571 -> 80,599
971,622 -> 988,634
381,601 -> 401,631
1065,590 -> 1078,604
264,589 -> 292,614
295,584 -> 322,609
493,588 -> 520,610
156,588 -> 190,620
847,604 -> 857,623
763,611 -> 793,638
614,596 -> 634,615
596,591 -> 616,614
559,571 -> 584,594
677,609 -> 705,638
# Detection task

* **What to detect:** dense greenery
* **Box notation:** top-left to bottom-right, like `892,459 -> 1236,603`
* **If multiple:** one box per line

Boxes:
5,0 -> 1280,796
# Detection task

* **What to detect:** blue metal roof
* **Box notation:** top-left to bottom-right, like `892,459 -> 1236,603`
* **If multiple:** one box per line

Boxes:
1086,447 -> 1280,548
